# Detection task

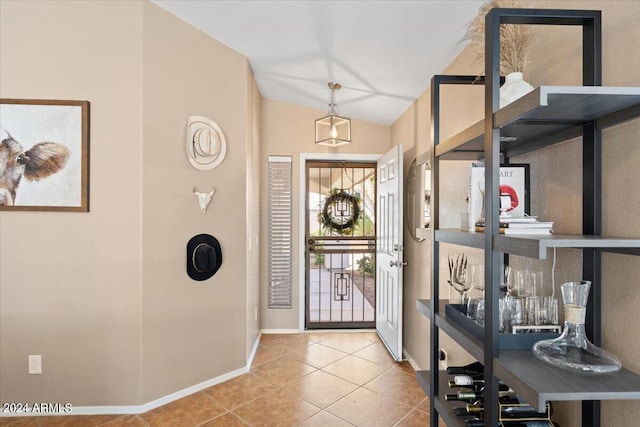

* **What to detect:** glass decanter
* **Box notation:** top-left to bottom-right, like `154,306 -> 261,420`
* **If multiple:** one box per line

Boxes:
532,281 -> 622,374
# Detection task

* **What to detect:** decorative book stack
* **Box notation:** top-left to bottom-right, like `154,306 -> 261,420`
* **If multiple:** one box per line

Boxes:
474,216 -> 554,235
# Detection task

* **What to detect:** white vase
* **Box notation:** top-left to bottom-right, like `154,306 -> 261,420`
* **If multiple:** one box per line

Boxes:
500,72 -> 534,108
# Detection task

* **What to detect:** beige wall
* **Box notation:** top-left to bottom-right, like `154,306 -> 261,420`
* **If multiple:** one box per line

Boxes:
260,99 -> 391,329
0,0 -> 260,407
394,1 -> 640,425
1,0 -> 638,422
0,0 -> 144,405
140,2 -> 256,402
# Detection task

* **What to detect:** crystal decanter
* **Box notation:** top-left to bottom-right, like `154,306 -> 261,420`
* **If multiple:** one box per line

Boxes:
532,281 -> 622,374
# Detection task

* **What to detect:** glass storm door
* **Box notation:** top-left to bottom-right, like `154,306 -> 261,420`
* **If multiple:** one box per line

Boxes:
305,161 -> 376,329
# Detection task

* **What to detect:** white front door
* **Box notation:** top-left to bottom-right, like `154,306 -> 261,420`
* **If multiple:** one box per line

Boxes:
376,144 -> 404,361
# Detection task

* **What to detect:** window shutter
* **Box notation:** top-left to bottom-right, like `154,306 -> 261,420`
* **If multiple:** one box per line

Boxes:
267,156 -> 293,309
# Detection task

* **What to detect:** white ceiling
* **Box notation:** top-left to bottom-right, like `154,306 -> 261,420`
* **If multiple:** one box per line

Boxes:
151,1 -> 484,126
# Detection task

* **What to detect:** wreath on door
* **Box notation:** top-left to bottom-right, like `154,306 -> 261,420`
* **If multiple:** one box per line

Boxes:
319,189 -> 362,235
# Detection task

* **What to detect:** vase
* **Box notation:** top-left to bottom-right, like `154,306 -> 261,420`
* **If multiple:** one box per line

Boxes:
532,281 -> 622,374
500,72 -> 534,108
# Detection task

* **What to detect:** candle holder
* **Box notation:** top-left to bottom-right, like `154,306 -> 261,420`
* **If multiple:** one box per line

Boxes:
532,281 -> 621,374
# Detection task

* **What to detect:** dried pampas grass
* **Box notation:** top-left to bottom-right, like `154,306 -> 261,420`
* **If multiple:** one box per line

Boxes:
463,0 -> 534,75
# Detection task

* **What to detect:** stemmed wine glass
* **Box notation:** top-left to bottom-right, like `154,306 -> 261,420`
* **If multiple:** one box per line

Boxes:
466,264 -> 484,320
448,254 -> 473,304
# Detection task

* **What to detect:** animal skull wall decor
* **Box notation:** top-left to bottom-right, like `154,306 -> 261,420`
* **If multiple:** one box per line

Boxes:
193,187 -> 215,214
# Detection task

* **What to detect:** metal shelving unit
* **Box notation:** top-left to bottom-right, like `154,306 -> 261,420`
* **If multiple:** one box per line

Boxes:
417,8 -> 640,427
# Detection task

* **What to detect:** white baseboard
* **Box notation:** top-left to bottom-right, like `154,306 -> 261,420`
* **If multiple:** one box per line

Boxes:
402,347 -> 422,371
261,328 -> 300,334
1,333 -> 263,417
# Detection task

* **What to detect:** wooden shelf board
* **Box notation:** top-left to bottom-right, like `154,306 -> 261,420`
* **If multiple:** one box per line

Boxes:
417,370 -> 475,427
416,299 -> 432,320
416,299 -> 450,320
435,229 -> 485,249
434,86 -> 640,160
496,86 -> 640,128
494,350 -> 640,412
494,234 -> 640,259
435,313 -> 484,364
416,370 -> 431,396
436,120 -> 484,160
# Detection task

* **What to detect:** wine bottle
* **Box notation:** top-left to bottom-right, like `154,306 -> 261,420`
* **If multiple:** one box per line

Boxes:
465,419 -> 484,427
458,403 -> 551,420
446,361 -> 484,376
498,422 -> 555,427
449,375 -> 511,391
445,390 -> 518,403
500,403 -> 551,419
454,406 -> 472,416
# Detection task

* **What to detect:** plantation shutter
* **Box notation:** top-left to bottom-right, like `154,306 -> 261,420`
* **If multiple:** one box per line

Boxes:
267,156 -> 293,309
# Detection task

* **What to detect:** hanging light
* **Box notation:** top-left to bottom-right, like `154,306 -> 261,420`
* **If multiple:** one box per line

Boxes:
315,82 -> 351,147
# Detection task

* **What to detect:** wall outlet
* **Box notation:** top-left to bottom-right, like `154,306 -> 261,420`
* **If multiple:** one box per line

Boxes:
439,349 -> 448,370
28,355 -> 42,374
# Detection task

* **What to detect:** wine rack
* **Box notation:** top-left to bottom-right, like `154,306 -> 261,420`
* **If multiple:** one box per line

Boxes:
416,8 -> 640,427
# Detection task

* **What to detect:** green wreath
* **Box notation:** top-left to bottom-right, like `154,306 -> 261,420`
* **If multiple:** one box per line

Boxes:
319,189 -> 362,234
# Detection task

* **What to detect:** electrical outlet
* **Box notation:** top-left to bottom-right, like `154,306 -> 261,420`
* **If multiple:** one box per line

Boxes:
439,349 -> 448,370
28,355 -> 42,374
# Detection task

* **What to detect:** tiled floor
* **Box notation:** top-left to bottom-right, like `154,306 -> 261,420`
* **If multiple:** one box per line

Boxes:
0,332 -> 445,427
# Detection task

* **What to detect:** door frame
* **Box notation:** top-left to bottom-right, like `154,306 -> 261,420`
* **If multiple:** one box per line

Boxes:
298,153 -> 382,331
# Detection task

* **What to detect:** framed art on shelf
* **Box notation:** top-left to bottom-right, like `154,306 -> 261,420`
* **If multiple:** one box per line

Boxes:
468,163 -> 530,231
0,98 -> 90,212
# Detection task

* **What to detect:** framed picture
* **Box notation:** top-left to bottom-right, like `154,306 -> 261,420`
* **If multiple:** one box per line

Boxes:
468,163 -> 530,230
0,99 -> 90,211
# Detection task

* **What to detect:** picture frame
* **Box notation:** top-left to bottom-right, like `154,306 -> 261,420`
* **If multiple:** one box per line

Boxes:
0,98 -> 90,212
468,163 -> 530,231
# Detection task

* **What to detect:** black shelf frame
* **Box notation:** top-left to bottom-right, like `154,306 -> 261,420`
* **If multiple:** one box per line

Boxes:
425,8 -> 640,427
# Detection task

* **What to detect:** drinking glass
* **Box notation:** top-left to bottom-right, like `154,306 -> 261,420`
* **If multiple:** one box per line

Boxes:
476,299 -> 485,326
500,266 -> 518,296
469,264 -> 484,297
517,270 -> 543,298
467,297 -> 481,320
543,296 -> 559,325
527,296 -> 543,325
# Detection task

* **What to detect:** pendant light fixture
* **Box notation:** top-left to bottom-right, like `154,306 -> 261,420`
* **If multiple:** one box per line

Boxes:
315,82 -> 351,147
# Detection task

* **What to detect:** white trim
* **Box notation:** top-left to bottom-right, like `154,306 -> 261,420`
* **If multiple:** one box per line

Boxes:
247,330 -> 262,367
268,155 -> 292,163
261,328 -> 300,334
403,348 -> 422,372
1,334 -> 264,417
298,153 -> 382,332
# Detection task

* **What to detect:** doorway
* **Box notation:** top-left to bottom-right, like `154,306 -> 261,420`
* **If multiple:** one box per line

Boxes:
305,161 -> 376,329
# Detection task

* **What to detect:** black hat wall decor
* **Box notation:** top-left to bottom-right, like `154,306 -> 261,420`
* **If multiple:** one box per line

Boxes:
186,234 -> 223,281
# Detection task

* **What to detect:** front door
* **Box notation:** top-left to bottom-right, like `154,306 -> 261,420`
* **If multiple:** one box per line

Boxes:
305,161 -> 377,329
376,145 -> 404,361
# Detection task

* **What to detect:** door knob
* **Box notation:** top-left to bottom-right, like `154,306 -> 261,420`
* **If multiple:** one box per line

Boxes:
390,260 -> 408,267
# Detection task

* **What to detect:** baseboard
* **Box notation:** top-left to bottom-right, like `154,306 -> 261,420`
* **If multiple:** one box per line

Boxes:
402,347 -> 422,371
261,328 -> 300,334
1,333 -> 264,417
247,330 -> 262,367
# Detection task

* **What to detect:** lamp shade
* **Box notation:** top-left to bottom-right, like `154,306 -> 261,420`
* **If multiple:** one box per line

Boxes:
315,114 -> 351,147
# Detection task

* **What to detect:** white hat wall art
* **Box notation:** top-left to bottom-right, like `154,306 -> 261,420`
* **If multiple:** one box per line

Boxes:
186,116 -> 226,170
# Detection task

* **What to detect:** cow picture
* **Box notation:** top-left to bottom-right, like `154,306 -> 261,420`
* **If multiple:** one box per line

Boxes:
0,99 -> 89,211
0,130 -> 71,206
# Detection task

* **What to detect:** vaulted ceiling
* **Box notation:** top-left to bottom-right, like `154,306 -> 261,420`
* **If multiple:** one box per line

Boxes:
152,1 -> 484,126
